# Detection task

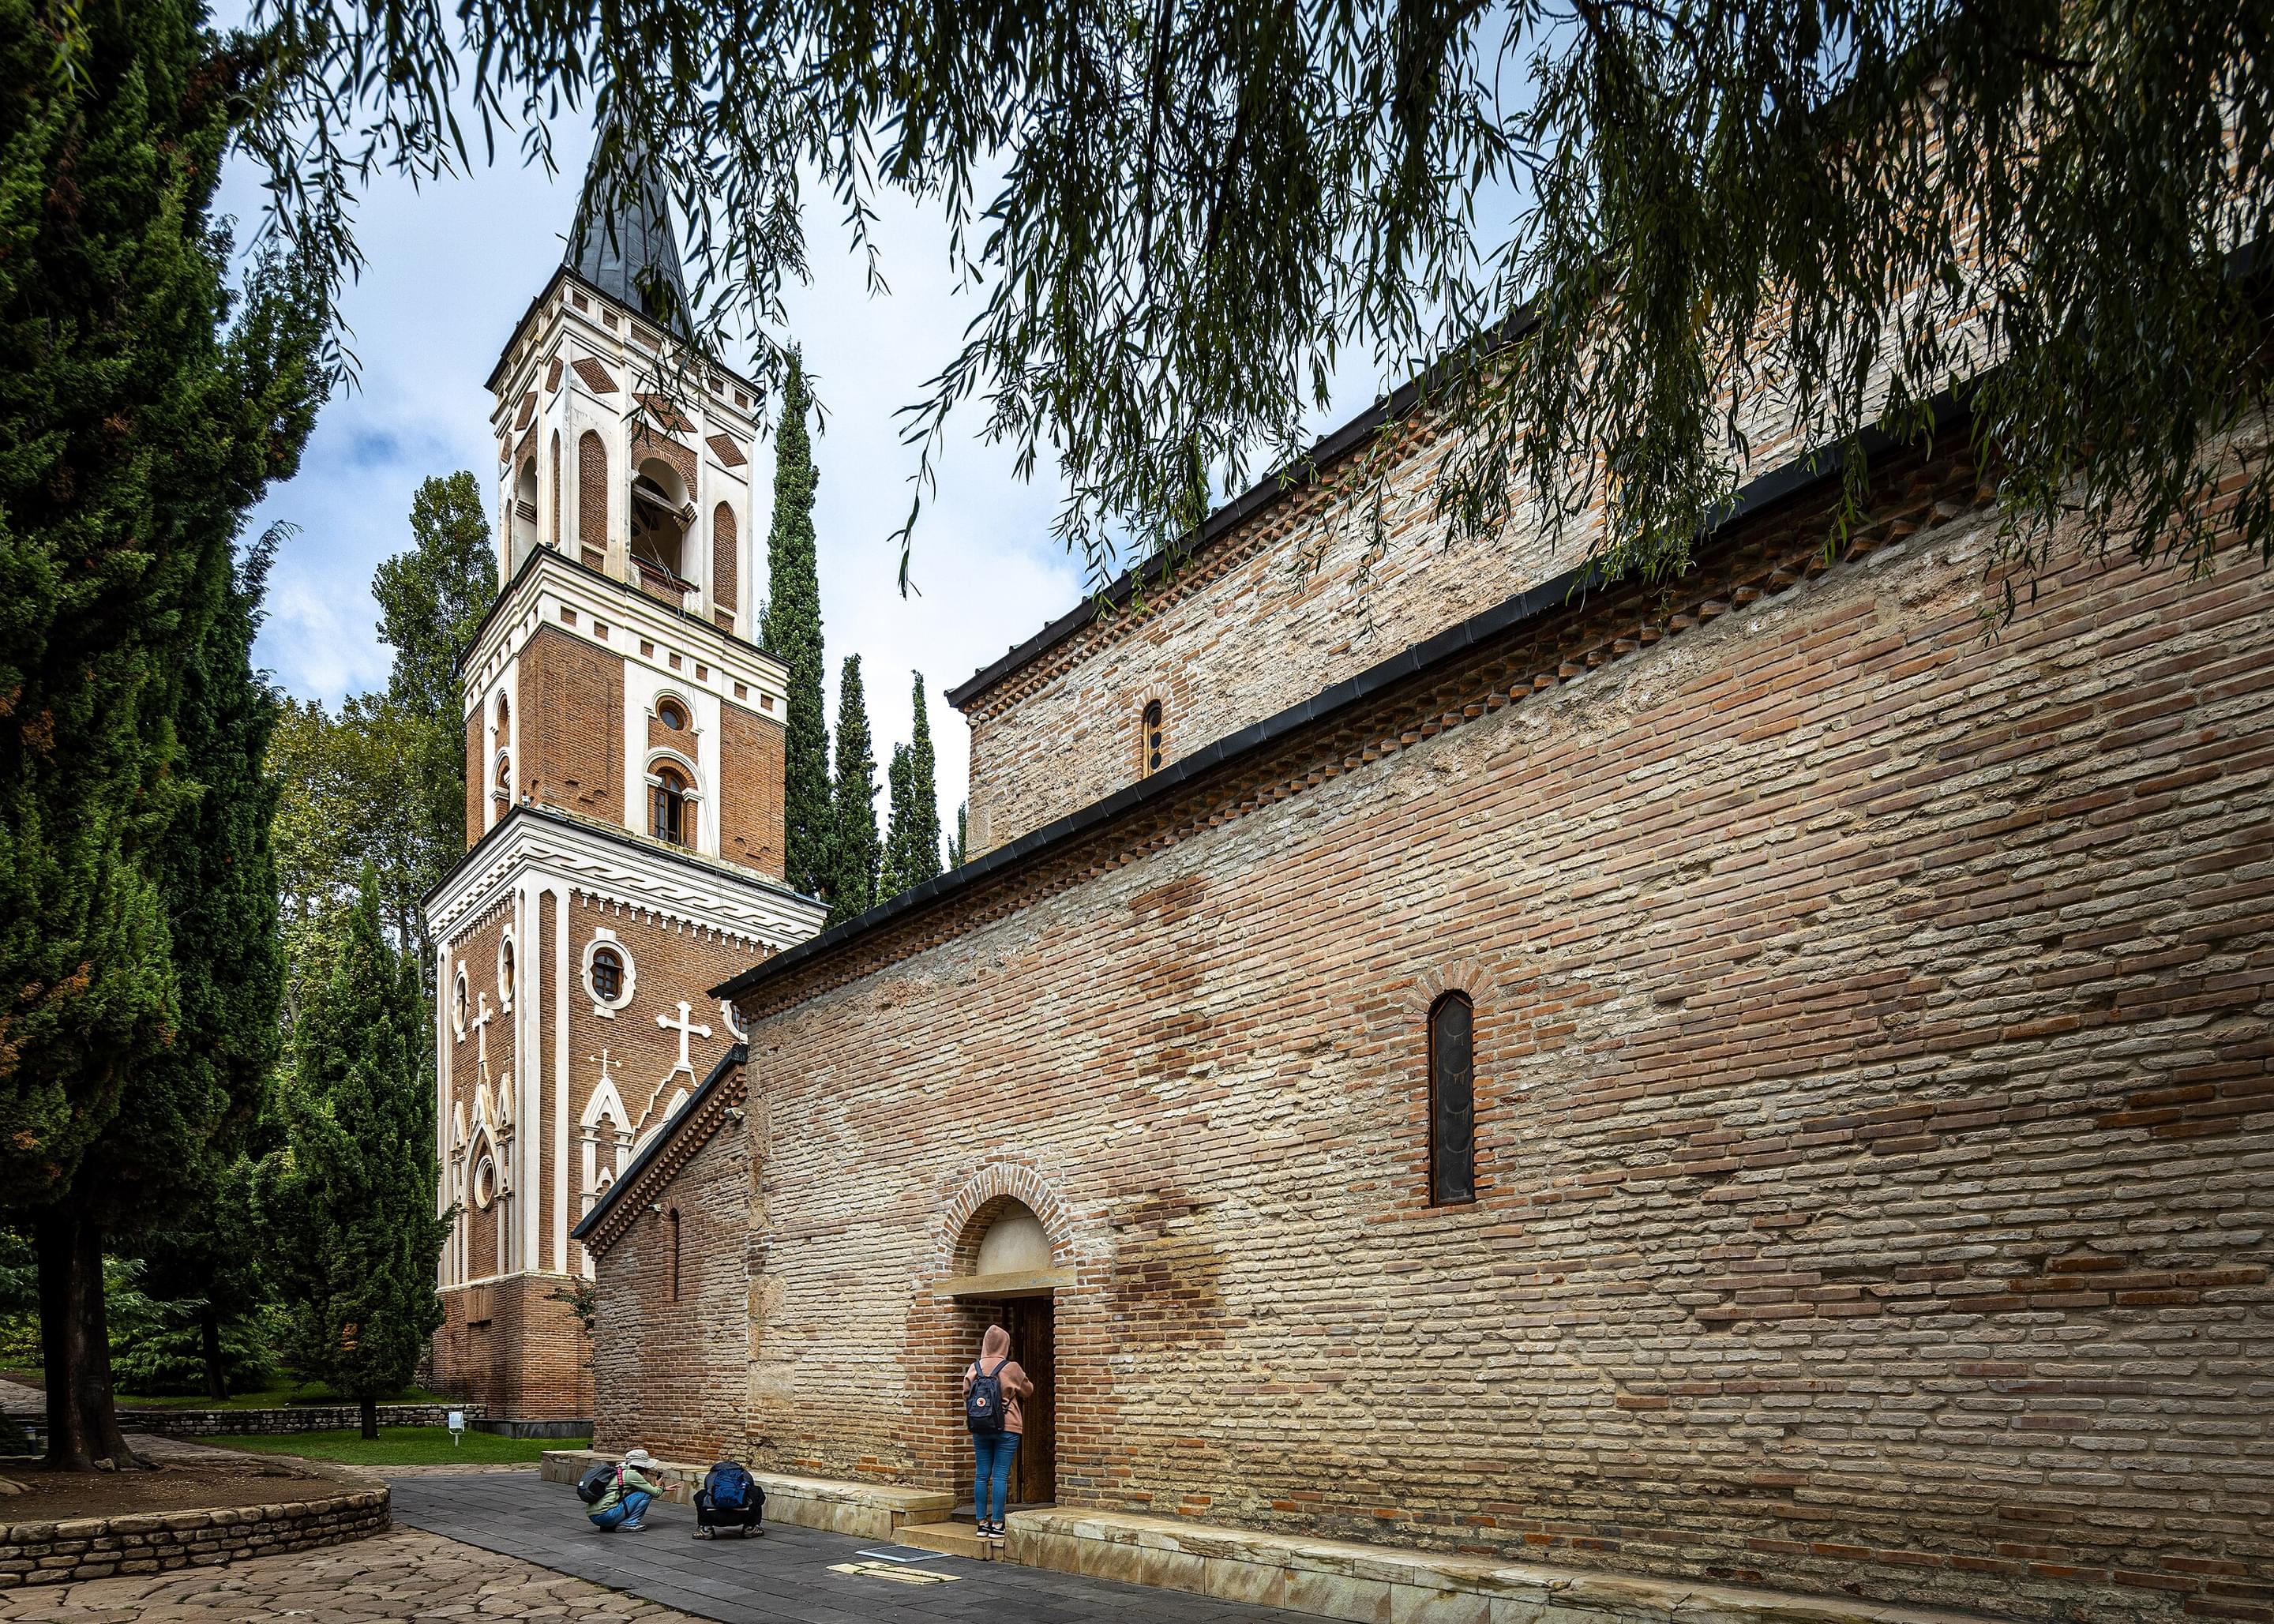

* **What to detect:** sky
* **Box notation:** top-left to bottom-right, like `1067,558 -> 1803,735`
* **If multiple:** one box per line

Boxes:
224,119 -> 1378,836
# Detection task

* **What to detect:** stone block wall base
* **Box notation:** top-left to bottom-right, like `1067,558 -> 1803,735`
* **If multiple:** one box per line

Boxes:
541,1450 -> 954,1541
1004,1510 -> 2006,1624
0,1487 -> 390,1588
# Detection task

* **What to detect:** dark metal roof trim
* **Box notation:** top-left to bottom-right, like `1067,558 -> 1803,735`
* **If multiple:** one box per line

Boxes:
569,1044 -> 746,1241
715,388 -> 1972,1007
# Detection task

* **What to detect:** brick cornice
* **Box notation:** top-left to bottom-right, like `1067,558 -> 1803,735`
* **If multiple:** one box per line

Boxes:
723,431 -> 1984,1025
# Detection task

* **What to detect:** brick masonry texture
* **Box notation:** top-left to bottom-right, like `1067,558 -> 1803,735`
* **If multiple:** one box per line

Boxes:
0,1487 -> 388,1587
712,504 -> 737,630
517,624 -> 626,825
579,428 -> 608,562
591,1078 -> 755,1461
598,431 -> 2274,1622
435,1273 -> 591,1420
716,703 -> 786,880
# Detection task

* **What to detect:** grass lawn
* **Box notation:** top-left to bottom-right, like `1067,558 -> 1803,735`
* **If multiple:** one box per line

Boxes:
208,1427 -> 559,1465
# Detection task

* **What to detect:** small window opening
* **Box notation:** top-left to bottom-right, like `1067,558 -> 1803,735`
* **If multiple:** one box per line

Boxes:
493,752 -> 512,807
498,939 -> 515,1002
1142,699 -> 1164,774
669,1209 -> 682,1302
656,696 -> 689,731
650,764 -> 691,846
590,945 -> 623,1003
1429,992 -> 1477,1206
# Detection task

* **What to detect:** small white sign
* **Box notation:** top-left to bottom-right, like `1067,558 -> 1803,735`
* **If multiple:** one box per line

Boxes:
447,1410 -> 465,1446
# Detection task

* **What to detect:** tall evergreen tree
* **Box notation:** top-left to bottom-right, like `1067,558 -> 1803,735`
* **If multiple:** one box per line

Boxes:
824,655 -> 880,924
0,0 -> 325,1465
99,540 -> 287,1409
759,357 -> 829,899
949,804 -> 968,869
881,672 -> 942,899
268,868 -> 446,1439
372,473 -> 497,965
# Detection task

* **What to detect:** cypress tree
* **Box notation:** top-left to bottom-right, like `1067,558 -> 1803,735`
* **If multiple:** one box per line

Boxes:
99,539 -> 287,1410
881,672 -> 942,899
824,655 -> 880,924
759,357 -> 830,899
268,868 -> 446,1439
0,0 -> 324,1465
949,803 -> 968,868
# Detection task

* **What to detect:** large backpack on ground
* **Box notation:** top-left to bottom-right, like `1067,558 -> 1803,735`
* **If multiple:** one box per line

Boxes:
696,1460 -> 764,1537
576,1463 -> 617,1506
965,1356 -> 1010,1435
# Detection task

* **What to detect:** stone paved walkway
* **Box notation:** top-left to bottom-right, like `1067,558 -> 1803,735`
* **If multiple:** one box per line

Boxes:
0,1525 -> 708,1622
389,1472 -> 1329,1624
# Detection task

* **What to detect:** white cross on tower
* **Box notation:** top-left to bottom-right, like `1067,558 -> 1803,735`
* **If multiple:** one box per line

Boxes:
470,992 -> 495,1082
657,1000 -> 712,1079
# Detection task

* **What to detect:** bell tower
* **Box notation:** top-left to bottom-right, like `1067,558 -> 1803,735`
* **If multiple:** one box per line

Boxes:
424,149 -> 827,1423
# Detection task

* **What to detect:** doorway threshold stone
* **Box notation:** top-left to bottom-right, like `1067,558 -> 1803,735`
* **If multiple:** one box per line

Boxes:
1001,1508 -> 2006,1624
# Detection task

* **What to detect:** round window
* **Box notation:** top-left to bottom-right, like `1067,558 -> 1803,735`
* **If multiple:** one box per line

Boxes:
657,696 -> 689,730
471,1157 -> 497,1210
452,969 -> 469,1035
498,938 -> 516,1002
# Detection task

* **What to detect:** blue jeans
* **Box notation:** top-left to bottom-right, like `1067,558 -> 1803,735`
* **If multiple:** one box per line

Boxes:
971,1431 -> 1019,1523
590,1490 -> 652,1530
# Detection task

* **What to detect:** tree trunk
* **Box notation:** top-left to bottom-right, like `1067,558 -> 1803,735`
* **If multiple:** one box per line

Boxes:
35,1211 -> 92,1471
70,1219 -> 141,1468
201,1307 -> 227,1402
358,1396 -> 378,1441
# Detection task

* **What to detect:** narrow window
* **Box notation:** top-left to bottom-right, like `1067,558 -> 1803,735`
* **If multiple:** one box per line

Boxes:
494,752 -> 512,808
1428,993 -> 1476,1206
589,945 -> 623,1002
498,939 -> 515,1003
1142,699 -> 1164,774
668,1209 -> 681,1302
650,764 -> 691,846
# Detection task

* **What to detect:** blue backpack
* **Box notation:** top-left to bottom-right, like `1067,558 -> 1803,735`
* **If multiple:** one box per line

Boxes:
965,1356 -> 1010,1435
703,1460 -> 755,1511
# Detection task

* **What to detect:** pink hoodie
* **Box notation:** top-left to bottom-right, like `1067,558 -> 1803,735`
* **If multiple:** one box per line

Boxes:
963,1324 -> 1034,1435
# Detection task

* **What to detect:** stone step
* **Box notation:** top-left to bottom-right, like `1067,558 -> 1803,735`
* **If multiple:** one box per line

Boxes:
894,1521 -> 999,1561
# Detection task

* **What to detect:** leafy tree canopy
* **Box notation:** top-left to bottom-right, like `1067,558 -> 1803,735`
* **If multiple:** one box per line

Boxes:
239,0 -> 2268,602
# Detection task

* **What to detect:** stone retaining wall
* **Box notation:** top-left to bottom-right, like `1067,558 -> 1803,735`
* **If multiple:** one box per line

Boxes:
123,1403 -> 484,1436
0,1485 -> 389,1587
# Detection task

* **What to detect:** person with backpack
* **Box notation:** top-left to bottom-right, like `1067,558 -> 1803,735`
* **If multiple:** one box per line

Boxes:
582,1447 -> 662,1532
962,1324 -> 1033,1541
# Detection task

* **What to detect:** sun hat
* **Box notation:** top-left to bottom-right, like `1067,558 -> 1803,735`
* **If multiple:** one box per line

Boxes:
622,1448 -> 660,1468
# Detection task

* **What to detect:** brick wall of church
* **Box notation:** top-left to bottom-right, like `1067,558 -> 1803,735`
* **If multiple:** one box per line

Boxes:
959,418 -> 1568,853
518,624 -> 625,825
721,487 -> 2274,1622
715,702 -> 786,880
433,1275 -> 592,1419
465,711 -> 483,848
591,1120 -> 753,1461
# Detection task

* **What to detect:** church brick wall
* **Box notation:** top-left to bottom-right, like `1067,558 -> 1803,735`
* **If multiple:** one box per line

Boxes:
434,1274 -> 591,1419
465,711 -> 483,849
711,492 -> 2273,1622
716,703 -> 786,881
591,1117 -> 753,1461
959,418 -> 1569,853
517,624 -> 625,825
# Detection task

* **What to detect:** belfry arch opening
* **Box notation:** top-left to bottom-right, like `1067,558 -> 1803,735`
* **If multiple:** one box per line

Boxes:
513,459 -> 539,566
629,458 -> 692,591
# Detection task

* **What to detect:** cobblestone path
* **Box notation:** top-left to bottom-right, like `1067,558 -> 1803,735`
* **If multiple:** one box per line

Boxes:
0,1526 -> 707,1623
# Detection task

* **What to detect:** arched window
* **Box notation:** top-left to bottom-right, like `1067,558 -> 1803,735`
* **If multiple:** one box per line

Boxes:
493,751 -> 513,810
1428,992 -> 1476,1206
497,937 -> 516,1003
590,946 -> 622,1001
512,459 -> 539,564
629,458 -> 691,588
668,1208 -> 682,1303
452,967 -> 469,1036
1141,699 -> 1165,774
650,763 -> 692,846
655,696 -> 689,732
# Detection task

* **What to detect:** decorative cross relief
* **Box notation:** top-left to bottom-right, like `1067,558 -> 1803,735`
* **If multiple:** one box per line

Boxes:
469,992 -> 495,1086
657,1000 -> 712,1081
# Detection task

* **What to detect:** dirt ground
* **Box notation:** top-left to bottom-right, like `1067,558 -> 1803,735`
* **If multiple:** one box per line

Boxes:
0,1444 -> 345,1523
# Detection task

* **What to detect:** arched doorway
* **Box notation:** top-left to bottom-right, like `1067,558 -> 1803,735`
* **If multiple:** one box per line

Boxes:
947,1198 -> 1061,1507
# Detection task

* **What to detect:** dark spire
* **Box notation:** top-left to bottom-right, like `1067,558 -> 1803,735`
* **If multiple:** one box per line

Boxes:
566,131 -> 691,335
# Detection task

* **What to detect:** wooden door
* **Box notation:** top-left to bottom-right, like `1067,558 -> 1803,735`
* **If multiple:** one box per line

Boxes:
1003,1297 -> 1056,1506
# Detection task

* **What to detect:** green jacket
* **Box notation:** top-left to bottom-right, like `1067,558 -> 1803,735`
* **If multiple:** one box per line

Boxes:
592,1464 -> 659,1514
